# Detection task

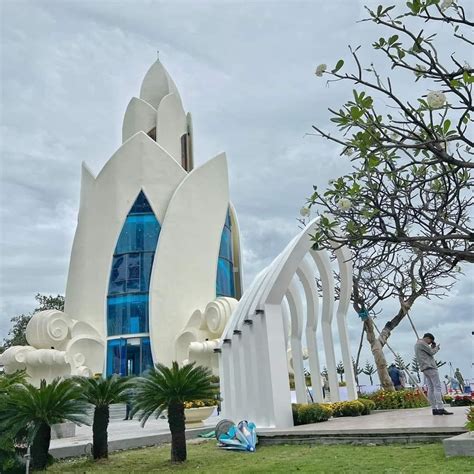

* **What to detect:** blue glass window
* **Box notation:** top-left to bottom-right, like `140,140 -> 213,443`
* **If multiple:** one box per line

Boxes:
106,339 -> 126,376
216,209 -> 236,298
106,191 -> 160,375
107,337 -> 153,377
216,258 -> 235,297
107,294 -> 149,336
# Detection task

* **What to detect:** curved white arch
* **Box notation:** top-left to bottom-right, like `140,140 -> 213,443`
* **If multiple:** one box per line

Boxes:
286,278 -> 306,403
311,249 -> 339,400
218,217 -> 354,428
296,257 -> 324,402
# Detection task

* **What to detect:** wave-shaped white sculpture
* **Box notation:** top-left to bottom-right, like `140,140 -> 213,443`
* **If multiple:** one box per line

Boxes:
0,310 -> 105,386
25,309 -> 72,350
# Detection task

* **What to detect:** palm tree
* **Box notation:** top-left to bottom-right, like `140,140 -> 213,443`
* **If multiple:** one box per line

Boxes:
394,353 -> 410,371
0,370 -> 27,394
411,356 -> 421,382
76,375 -> 132,460
132,362 -> 215,463
352,357 -> 363,385
0,378 -> 89,470
363,360 -> 376,385
336,361 -> 345,383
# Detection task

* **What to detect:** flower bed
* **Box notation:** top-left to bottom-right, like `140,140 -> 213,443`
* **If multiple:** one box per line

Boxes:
444,395 -> 474,407
360,389 -> 429,410
183,399 -> 218,409
184,399 -> 218,426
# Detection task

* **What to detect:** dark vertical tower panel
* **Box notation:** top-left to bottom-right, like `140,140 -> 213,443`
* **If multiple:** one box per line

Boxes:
106,191 -> 160,375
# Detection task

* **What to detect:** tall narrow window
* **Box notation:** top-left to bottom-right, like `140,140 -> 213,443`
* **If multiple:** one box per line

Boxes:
216,210 -> 236,298
106,191 -> 159,375
181,133 -> 188,171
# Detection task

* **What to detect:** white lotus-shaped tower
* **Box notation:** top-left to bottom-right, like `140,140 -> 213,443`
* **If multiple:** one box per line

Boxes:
1,59 -> 243,384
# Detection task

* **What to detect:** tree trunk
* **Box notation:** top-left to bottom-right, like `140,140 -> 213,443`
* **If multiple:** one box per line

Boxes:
31,422 -> 51,470
93,405 -> 109,459
167,401 -> 186,463
364,318 -> 394,391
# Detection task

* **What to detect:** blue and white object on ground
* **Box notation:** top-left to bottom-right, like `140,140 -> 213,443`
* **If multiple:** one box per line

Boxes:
217,420 -> 258,452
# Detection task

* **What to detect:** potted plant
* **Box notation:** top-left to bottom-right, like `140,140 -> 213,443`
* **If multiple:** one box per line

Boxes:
184,398 -> 218,426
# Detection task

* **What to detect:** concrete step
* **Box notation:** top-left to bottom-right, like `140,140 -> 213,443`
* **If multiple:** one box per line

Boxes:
258,429 -> 467,446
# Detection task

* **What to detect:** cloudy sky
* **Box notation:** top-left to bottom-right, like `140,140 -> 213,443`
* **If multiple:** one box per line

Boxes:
1,0 -> 472,384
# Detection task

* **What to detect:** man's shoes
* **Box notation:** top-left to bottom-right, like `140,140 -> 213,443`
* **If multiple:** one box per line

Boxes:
432,409 -> 443,415
439,408 -> 454,415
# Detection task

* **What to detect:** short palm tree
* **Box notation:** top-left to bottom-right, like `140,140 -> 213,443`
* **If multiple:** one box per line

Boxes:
132,362 -> 215,463
0,370 -> 27,394
76,375 -> 132,459
0,378 -> 90,470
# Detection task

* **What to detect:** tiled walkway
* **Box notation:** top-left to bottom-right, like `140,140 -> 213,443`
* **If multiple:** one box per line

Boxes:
50,407 -> 467,458
259,406 -> 467,435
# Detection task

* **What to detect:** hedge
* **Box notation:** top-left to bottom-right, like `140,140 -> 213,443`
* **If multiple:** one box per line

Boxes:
292,403 -> 333,425
360,389 -> 429,410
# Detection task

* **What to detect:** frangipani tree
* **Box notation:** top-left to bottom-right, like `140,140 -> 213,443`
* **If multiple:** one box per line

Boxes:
309,0 -> 473,263
305,0 -> 472,389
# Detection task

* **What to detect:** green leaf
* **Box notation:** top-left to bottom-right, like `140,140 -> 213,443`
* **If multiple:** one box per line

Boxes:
388,35 -> 399,45
443,120 -> 451,134
332,59 -> 344,73
350,107 -> 364,120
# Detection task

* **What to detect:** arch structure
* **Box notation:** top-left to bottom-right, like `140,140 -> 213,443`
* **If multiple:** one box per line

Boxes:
218,217 -> 357,429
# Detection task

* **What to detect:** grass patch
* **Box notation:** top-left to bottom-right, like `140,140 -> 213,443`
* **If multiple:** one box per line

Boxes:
48,440 -> 471,473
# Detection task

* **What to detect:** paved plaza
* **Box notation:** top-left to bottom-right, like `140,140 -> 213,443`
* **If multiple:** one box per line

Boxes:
259,406 -> 467,435
50,407 -> 468,458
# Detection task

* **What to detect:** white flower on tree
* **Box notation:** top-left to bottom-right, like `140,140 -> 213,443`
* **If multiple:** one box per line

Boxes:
337,198 -> 352,210
315,64 -> 327,77
343,147 -> 354,156
300,206 -> 311,217
440,0 -> 454,12
426,91 -> 447,109
328,179 -> 336,185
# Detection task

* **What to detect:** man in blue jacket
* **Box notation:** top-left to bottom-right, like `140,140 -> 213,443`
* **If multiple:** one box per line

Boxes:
388,363 -> 405,391
414,332 -> 453,415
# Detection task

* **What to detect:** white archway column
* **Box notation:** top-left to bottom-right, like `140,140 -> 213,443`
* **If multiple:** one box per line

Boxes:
286,279 -> 306,404
334,245 -> 357,400
311,250 -> 340,401
219,342 -> 234,420
297,257 -> 323,403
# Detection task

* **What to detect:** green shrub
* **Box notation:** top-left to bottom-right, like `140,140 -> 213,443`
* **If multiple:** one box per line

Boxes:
466,407 -> 474,432
329,401 -> 365,417
292,403 -> 333,425
360,389 -> 429,410
358,398 -> 375,415
0,436 -> 26,474
292,403 -> 301,425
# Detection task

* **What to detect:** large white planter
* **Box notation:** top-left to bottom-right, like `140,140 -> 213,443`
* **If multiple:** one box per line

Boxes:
185,406 -> 215,426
